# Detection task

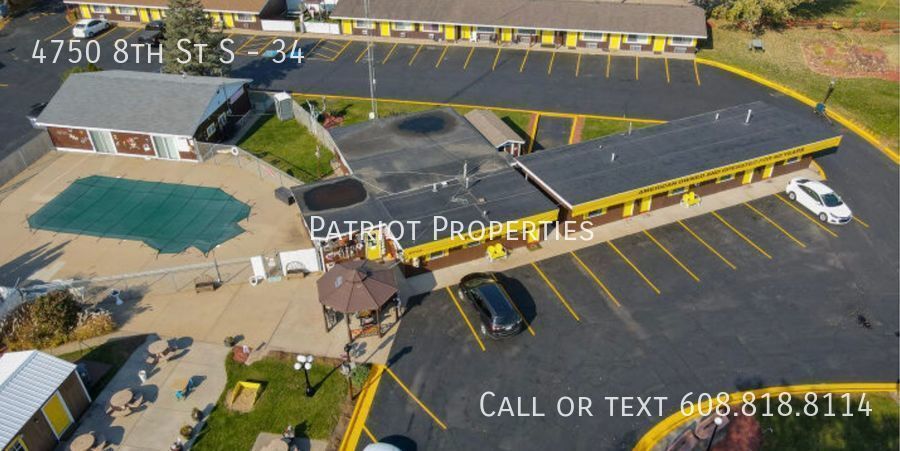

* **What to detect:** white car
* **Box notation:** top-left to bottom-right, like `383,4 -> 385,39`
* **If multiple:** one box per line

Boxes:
785,178 -> 852,224
72,19 -> 110,38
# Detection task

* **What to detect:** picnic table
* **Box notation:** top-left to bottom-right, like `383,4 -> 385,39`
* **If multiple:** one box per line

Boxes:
69,432 -> 105,451
749,38 -> 765,52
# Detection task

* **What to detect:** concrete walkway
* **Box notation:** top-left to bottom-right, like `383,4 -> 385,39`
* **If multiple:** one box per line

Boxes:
60,337 -> 229,451
398,168 -> 822,298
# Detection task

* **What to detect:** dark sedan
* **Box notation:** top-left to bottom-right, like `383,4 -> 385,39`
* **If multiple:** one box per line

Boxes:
137,20 -> 165,45
458,272 -> 524,339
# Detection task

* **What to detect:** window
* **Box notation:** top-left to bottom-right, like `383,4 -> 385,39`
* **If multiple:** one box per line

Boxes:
235,13 -> 255,22
117,6 -> 136,15
784,156 -> 801,164
516,28 -> 537,36
669,36 -> 693,46
217,112 -> 227,127
464,240 -> 482,248
428,250 -> 448,260
206,123 -> 217,139
152,135 -> 180,160
476,26 -> 496,33
89,130 -> 116,154
354,19 -> 374,29
90,5 -> 110,13
585,208 -> 606,218
624,34 -> 650,44
668,187 -> 688,196
717,174 -> 735,183
7,437 -> 26,451
582,32 -> 606,42
392,21 -> 414,31
420,23 -> 441,32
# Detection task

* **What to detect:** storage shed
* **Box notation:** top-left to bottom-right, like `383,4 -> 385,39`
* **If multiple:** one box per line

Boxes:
0,351 -> 91,451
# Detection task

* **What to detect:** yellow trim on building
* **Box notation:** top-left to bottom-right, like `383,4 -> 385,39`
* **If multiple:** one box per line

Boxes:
4,436 -> 28,451
639,196 -> 652,212
79,4 -> 91,18
461,25 -> 471,39
762,163 -> 775,178
341,19 -> 353,34
501,28 -> 512,42
565,31 -> 577,48
541,30 -> 554,45
224,13 -> 235,28
445,25 -> 456,40
402,209 -> 558,261
42,391 -> 72,437
138,8 -> 150,22
379,21 -> 390,36
569,136 -> 842,217
150,9 -> 161,20
652,36 -> 666,52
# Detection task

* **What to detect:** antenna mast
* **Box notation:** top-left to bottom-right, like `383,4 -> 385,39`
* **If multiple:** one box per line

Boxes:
363,0 -> 378,119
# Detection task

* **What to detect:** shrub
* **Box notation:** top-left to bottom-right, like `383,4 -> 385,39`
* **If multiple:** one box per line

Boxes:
862,18 -> 882,32
0,291 -> 116,350
350,364 -> 370,387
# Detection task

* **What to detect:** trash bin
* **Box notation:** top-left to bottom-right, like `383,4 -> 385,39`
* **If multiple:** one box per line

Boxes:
274,187 -> 295,205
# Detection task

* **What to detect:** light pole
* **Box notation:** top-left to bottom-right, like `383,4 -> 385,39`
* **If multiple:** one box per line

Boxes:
211,244 -> 222,286
294,355 -> 314,397
705,416 -> 724,451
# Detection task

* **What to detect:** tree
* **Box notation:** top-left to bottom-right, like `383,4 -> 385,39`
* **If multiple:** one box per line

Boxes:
711,0 -> 813,31
162,0 -> 228,76
62,63 -> 102,81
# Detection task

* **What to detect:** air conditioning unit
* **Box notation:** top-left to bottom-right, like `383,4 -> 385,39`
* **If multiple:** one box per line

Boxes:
674,47 -> 686,53
629,44 -> 642,51
399,32 -> 407,38
361,29 -> 368,35
586,42 -> 597,49
428,33 -> 435,39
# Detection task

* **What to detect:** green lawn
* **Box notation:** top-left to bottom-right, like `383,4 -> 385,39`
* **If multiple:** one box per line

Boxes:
58,334 -> 148,398
581,119 -> 652,142
757,394 -> 899,450
794,0 -> 899,22
701,23 -> 899,150
192,356 -> 350,451
237,115 -> 334,183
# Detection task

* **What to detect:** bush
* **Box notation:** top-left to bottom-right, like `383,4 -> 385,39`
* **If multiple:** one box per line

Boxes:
350,364 -> 370,387
862,18 -> 882,32
0,291 -> 116,350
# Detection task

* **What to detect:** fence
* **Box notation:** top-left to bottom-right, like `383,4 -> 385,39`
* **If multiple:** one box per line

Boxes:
261,19 -> 297,32
0,133 -> 54,193
200,142 -> 304,187
288,95 -> 351,174
302,21 -> 340,34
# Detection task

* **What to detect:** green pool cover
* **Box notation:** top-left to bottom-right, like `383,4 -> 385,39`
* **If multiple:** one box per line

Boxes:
27,175 -> 251,254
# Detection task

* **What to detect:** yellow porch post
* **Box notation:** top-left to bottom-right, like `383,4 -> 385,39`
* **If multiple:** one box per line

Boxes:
541,30 -> 554,46
762,163 -> 775,179
461,26 -> 471,39
639,196 -> 652,212
138,8 -> 150,22
652,36 -> 666,53
741,169 -> 754,184
501,28 -> 512,42
445,25 -> 456,40
565,31 -> 577,48
79,4 -> 92,18
623,201 -> 636,217
224,13 -> 235,28
150,9 -> 162,20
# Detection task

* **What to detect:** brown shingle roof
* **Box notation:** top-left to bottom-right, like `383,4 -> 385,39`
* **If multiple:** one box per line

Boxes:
64,0 -> 269,13
464,109 -> 526,148
332,0 -> 708,38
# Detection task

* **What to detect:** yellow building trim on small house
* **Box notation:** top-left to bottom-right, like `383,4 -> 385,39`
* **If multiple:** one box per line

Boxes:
341,19 -> 353,34
565,31 -> 578,48
609,34 -> 621,50
652,36 -> 666,52
79,4 -> 92,18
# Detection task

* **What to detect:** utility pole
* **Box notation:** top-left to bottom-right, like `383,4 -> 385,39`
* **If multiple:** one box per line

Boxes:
364,0 -> 378,119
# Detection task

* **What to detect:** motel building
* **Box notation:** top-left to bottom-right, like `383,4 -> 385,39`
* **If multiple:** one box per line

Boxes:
64,0 -> 285,30
515,101 -> 842,231
332,0 -> 707,55
290,102 -> 841,275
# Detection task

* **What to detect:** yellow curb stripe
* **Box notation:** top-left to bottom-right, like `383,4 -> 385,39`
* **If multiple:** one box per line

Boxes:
696,57 -> 898,164
744,203 -> 806,248
575,53 -> 582,77
692,59 -> 701,86
491,47 -> 502,70
711,211 -> 772,259
810,160 -> 827,180
608,241 -> 660,294
519,47 -> 530,72
463,46 -> 475,69
643,230 -> 699,282
408,44 -> 423,66
568,116 -> 579,144
384,366 -> 449,430
774,193 -> 838,237
435,45 -> 449,68
381,43 -> 397,64
634,382 -> 899,451
664,57 -> 670,83
355,43 -> 371,63
531,262 -> 580,321
677,220 -> 737,270
339,365 -> 385,451
446,287 -> 486,352
547,51 -> 556,75
293,92 -> 666,124
570,252 -> 621,307
44,23 -> 74,41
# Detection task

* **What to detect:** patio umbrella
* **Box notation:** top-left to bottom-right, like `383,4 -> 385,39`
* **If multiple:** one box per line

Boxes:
317,260 -> 397,313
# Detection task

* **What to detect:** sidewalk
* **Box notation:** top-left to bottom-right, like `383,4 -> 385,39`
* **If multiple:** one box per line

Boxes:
398,168 -> 822,298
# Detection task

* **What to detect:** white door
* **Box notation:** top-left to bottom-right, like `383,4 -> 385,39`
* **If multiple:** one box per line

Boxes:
152,136 -> 180,160
89,130 -> 116,153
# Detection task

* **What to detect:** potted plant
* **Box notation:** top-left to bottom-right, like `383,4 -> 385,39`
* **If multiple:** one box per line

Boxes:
180,425 -> 193,439
224,336 -> 235,347
191,407 -> 204,422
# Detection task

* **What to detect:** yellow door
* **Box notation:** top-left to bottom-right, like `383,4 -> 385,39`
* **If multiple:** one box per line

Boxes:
365,229 -> 382,260
79,4 -> 91,18
762,163 -> 775,179
541,30 -> 554,45
742,169 -> 754,184
224,13 -> 235,28
42,392 -> 72,438
445,25 -> 456,40
380,22 -> 390,36
639,196 -> 652,212
623,200 -> 636,217
609,34 -> 621,50
138,8 -> 150,22
151,9 -> 162,20
565,31 -> 577,48
652,36 -> 666,52
461,26 -> 471,39
341,19 -> 353,35
501,28 -> 512,42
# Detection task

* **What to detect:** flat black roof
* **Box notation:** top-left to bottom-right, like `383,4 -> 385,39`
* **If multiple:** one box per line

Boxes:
291,167 -> 556,248
330,108 -> 510,193
516,101 -> 841,208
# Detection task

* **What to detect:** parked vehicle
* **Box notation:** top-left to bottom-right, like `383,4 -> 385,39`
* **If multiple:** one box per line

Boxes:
458,272 -> 523,339
72,18 -> 109,38
137,20 -> 165,45
785,178 -> 852,224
